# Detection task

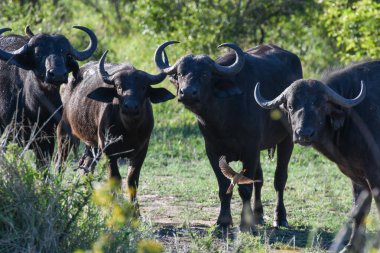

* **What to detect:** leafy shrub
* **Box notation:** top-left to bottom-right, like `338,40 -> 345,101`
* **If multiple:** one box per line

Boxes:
0,142 -> 161,253
321,0 -> 380,63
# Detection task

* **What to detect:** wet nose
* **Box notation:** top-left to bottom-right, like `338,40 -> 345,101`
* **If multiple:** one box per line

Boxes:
123,100 -> 140,115
295,127 -> 315,140
179,86 -> 198,100
46,68 -> 68,84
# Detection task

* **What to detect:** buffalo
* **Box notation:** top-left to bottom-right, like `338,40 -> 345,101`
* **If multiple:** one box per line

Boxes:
55,50 -> 175,206
254,60 -> 380,252
0,26 -> 97,169
155,41 -> 303,231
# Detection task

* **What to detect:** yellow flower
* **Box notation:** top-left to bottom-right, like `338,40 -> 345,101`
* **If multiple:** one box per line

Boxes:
136,240 -> 164,253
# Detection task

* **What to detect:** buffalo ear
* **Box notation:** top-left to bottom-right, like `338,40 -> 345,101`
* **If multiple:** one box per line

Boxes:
67,56 -> 80,80
169,74 -> 179,88
149,87 -> 175,103
87,87 -> 117,103
329,106 -> 345,130
8,53 -> 34,70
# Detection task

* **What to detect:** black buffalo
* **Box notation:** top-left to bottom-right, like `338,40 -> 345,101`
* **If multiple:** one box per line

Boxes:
254,60 -> 380,252
155,42 -> 303,231
0,26 -> 97,168
55,50 -> 174,206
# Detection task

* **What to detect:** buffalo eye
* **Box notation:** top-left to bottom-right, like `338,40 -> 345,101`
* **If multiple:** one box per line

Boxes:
34,49 -> 42,58
287,104 -> 293,113
114,81 -> 122,92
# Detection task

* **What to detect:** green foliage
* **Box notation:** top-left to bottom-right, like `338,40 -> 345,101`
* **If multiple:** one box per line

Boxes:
0,142 -> 159,253
133,0 -> 239,55
0,0 -> 67,32
321,0 -> 380,63
1,1 -> 380,252
0,143 -> 93,252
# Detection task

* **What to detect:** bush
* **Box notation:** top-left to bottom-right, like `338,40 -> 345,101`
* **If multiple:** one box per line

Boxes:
0,142 -> 161,253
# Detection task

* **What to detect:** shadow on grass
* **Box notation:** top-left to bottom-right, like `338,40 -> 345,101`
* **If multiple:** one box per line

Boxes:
153,223 -> 336,250
261,225 -> 335,249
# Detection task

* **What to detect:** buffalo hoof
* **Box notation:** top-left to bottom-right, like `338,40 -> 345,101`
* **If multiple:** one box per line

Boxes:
214,223 -> 233,238
273,219 -> 289,228
239,223 -> 257,235
132,202 -> 141,217
253,213 -> 265,226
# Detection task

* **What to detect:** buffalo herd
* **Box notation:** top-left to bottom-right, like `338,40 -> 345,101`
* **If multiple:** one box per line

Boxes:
0,26 -> 379,252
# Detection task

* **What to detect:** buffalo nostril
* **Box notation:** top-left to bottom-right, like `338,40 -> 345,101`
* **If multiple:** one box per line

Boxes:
179,88 -> 185,95
47,69 -> 55,77
124,102 -> 139,113
296,128 -> 314,139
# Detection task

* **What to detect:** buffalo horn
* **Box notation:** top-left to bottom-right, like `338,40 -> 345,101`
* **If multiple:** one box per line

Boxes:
212,43 -> 245,76
70,26 -> 98,61
143,72 -> 167,86
0,27 -> 30,64
325,80 -> 366,108
25,25 -> 34,37
154,40 -> 180,75
98,50 -> 113,85
254,82 -> 286,109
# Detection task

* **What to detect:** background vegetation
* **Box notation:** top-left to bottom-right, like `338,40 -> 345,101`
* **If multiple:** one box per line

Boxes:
0,0 -> 379,252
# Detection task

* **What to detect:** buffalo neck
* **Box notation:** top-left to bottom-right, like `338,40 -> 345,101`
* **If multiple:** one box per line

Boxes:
194,92 -> 251,134
22,70 -> 63,125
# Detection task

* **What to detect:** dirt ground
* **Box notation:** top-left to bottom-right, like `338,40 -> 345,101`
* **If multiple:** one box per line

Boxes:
139,194 -> 335,252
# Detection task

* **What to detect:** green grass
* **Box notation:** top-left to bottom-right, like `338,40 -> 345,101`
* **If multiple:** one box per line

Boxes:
1,72 -> 379,253
115,101 -> 380,252
4,86 -> 378,253
1,5 -> 379,251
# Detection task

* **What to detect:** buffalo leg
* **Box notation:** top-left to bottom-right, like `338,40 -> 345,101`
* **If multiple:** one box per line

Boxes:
108,157 -> 122,183
127,145 -> 148,202
273,135 -> 293,227
78,146 -> 100,173
341,183 -> 371,253
54,120 -> 74,173
239,151 -> 259,232
206,147 -> 233,229
33,134 -> 54,176
252,160 -> 264,225
127,144 -> 148,215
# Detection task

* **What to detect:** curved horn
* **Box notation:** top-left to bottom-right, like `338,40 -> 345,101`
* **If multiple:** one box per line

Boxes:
143,72 -> 167,86
0,28 -> 11,35
0,28 -> 30,64
70,26 -> 98,61
154,40 -> 180,75
98,50 -> 113,85
212,43 -> 245,76
254,82 -> 286,109
0,28 -> 14,61
25,25 -> 34,37
325,80 -> 366,108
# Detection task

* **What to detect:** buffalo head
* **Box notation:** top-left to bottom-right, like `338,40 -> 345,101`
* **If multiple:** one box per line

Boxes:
87,51 -> 175,117
254,79 -> 366,146
154,41 -> 245,111
0,26 -> 97,86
